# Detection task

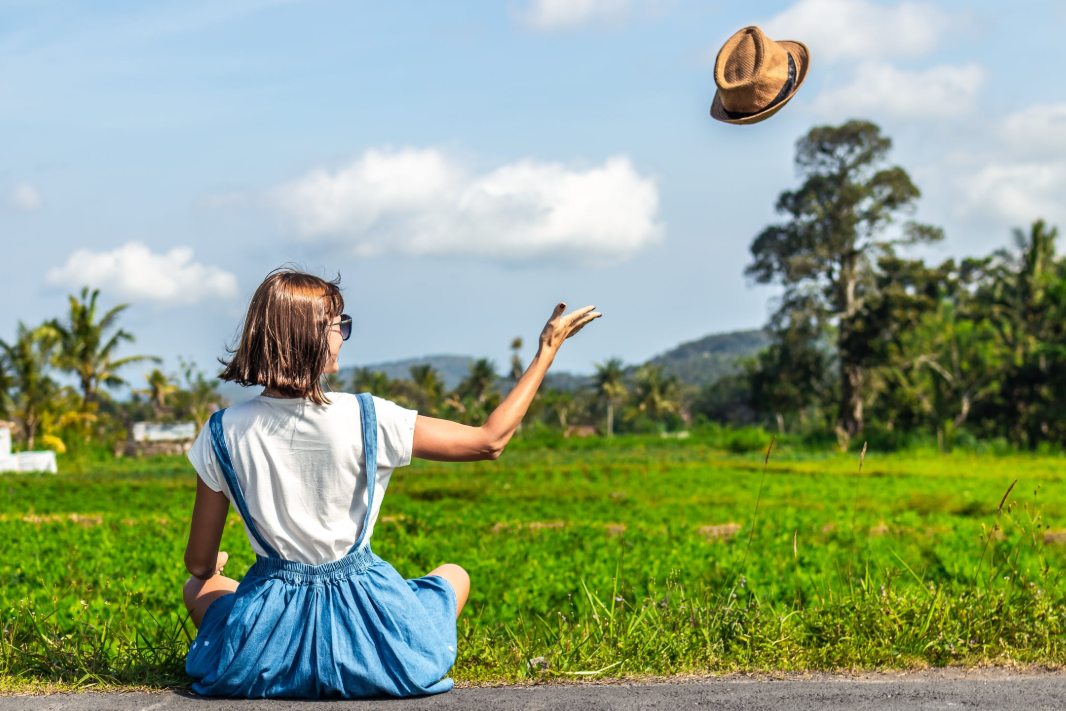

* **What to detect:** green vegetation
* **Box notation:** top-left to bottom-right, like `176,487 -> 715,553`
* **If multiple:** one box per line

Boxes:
3,118 -> 1066,693
4,438 -> 1066,691
730,120 -> 1066,451
5,128 -> 1065,458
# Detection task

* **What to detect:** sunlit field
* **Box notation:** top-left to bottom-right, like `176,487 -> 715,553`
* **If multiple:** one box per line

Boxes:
4,435 -> 1066,691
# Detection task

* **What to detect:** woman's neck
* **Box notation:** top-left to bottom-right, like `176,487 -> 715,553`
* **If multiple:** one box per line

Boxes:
261,387 -> 301,399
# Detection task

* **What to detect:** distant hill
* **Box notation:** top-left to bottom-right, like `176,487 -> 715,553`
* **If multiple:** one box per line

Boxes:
218,354 -> 477,404
543,371 -> 594,392
217,331 -> 769,405
541,330 -> 769,390
339,355 -> 475,391
646,329 -> 769,387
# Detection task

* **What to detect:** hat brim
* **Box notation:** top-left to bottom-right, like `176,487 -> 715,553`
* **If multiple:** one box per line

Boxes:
710,40 -> 809,126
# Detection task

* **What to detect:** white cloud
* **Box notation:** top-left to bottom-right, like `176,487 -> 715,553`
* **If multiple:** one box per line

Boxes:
46,242 -> 238,304
950,102 -> 1066,230
959,161 -> 1066,227
6,184 -> 42,212
518,0 -> 659,32
811,62 -> 983,118
272,148 -> 663,265
1002,103 -> 1066,156
762,0 -> 947,63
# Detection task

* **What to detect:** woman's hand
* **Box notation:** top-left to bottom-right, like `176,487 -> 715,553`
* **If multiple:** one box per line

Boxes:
413,301 -> 601,462
539,303 -> 601,355
185,477 -> 232,580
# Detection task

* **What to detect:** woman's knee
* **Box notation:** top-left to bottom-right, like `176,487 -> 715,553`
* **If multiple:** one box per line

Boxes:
183,573 -> 239,628
441,563 -> 470,589
429,563 -> 470,614
183,575 -> 202,611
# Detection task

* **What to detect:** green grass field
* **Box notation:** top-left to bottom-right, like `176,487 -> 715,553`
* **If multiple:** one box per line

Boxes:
3,436 -> 1066,691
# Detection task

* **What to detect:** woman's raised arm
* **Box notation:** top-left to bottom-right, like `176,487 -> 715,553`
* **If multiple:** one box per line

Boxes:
411,302 -> 600,462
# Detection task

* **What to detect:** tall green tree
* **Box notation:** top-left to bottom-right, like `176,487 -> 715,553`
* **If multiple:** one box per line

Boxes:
135,368 -> 179,419
746,120 -> 942,437
853,256 -> 971,433
409,364 -> 445,415
352,368 -> 392,397
592,357 -> 627,436
748,325 -> 831,434
543,389 -> 580,431
447,359 -> 499,425
976,220 -> 1065,446
509,337 -> 524,381
322,372 -> 346,394
0,323 -> 60,449
172,359 -> 227,429
907,301 -> 1002,430
0,347 -> 13,420
50,287 -> 158,408
629,364 -> 680,423
456,358 -> 497,405
692,370 -> 758,426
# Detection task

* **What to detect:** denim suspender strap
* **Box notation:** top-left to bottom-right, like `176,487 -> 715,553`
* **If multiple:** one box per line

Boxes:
208,410 -> 282,559
348,392 -> 378,554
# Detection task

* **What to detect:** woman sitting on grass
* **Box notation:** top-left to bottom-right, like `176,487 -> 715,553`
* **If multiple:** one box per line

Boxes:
182,268 -> 600,698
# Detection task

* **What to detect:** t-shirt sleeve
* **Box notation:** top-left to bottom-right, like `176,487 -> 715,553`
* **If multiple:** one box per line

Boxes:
187,422 -> 225,492
372,396 -> 417,469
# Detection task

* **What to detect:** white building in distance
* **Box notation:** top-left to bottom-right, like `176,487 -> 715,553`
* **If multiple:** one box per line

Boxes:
0,424 -> 58,473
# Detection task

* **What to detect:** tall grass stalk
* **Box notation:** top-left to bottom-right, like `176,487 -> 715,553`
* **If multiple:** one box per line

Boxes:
971,478 -> 1018,588
735,437 -> 775,586
849,441 -> 868,549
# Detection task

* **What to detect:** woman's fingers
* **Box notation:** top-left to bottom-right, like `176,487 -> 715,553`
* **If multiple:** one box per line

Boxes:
561,305 -> 596,327
566,305 -> 597,320
543,303 -> 600,347
215,551 -> 229,573
565,311 -> 602,338
570,310 -> 601,326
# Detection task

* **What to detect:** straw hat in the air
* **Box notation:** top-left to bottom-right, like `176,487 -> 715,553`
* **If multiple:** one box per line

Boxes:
710,26 -> 810,125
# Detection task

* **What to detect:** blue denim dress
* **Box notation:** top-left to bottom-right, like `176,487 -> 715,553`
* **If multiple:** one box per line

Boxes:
186,393 -> 458,698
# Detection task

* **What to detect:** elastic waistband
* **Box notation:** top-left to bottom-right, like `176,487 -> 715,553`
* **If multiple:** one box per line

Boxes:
248,544 -> 380,584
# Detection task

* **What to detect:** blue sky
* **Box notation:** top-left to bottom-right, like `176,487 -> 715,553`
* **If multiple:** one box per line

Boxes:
2,0 -> 1065,387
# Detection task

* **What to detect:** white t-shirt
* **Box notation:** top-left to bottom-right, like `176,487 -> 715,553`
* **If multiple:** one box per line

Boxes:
188,392 -> 417,565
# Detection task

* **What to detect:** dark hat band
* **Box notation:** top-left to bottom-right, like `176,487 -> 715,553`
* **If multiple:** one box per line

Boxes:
720,52 -> 796,120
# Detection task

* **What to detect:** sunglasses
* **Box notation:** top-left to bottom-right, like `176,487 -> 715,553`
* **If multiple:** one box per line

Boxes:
333,314 -> 353,341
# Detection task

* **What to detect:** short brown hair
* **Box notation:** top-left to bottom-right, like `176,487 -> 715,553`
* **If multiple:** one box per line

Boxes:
220,268 -> 344,405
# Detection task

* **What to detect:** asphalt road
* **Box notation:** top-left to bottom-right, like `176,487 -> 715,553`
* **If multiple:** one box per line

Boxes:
7,671 -> 1066,710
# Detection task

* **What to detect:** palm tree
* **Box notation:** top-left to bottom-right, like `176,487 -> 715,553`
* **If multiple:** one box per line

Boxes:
136,368 -> 179,419
447,359 -> 499,425
175,359 -> 226,429
593,357 -> 628,437
0,323 -> 60,449
457,358 -> 497,405
544,389 -> 583,431
509,337 -> 524,381
409,364 -> 445,415
51,287 -> 158,408
630,364 -> 681,423
0,348 -> 13,420
985,220 -> 1059,359
979,220 -> 1062,445
352,368 -> 392,397
322,372 -> 346,394
508,338 -> 526,432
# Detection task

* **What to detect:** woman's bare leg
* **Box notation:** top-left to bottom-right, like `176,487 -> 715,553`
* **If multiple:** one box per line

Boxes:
427,563 -> 470,618
183,552 -> 238,628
